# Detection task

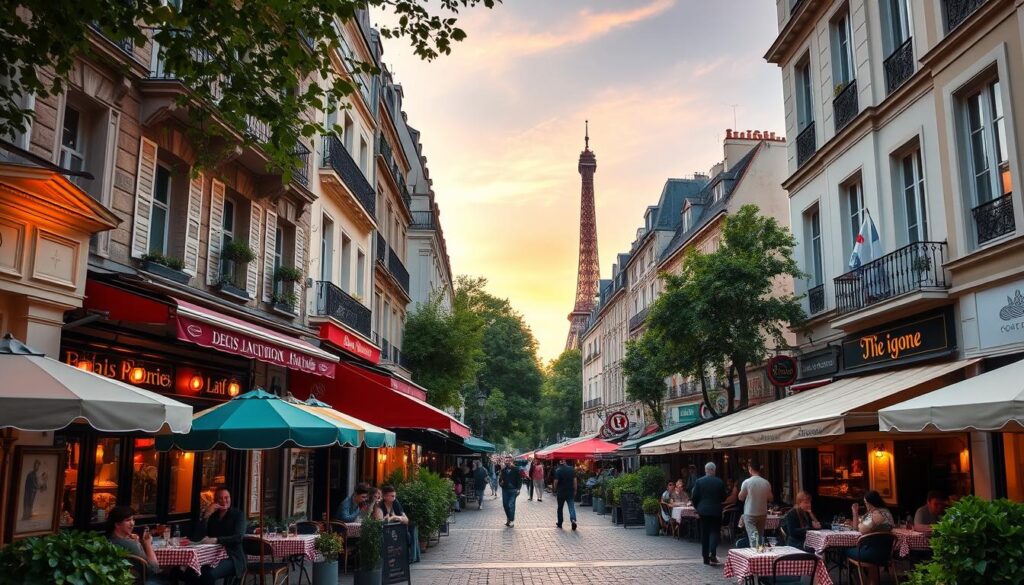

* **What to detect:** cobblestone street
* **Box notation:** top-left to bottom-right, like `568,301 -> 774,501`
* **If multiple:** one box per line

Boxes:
407,490 -> 735,585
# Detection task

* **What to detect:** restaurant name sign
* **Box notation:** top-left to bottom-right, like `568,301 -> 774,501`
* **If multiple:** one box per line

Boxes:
61,347 -> 243,398
842,310 -> 954,373
797,347 -> 839,381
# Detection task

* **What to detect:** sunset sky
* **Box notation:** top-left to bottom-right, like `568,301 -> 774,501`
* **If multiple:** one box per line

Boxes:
376,1 -> 785,363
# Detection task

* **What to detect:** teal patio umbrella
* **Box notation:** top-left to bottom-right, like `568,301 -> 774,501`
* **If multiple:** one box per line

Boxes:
300,396 -> 395,449
463,436 -> 496,453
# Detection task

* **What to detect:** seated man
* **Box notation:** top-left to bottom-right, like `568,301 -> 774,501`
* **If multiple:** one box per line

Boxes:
335,483 -> 370,523
106,506 -> 163,585
913,491 -> 946,533
660,481 -> 675,523
192,487 -> 245,585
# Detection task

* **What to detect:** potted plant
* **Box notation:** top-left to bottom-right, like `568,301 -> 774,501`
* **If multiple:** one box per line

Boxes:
312,531 -> 344,585
397,471 -> 450,553
216,239 -> 257,299
140,252 -> 191,284
0,530 -> 134,584
273,265 -> 304,284
354,516 -> 383,585
592,480 -> 606,515
642,496 -> 661,536
271,291 -> 299,314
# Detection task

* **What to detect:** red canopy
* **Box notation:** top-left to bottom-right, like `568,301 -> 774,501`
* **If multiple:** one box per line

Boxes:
536,437 -> 619,460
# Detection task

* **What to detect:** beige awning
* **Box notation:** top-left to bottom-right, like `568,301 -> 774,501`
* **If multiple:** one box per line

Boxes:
640,359 -> 977,455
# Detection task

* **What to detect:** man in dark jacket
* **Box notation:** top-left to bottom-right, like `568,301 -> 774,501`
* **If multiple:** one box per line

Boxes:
690,462 -> 726,566
193,487 -> 246,585
498,457 -> 522,527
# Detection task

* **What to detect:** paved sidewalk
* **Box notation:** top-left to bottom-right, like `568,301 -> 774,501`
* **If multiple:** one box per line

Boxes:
408,489 -> 736,584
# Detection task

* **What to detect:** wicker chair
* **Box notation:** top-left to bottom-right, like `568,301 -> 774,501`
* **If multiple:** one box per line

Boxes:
242,536 -> 290,585
328,520 -> 359,573
125,554 -> 148,585
847,532 -> 897,585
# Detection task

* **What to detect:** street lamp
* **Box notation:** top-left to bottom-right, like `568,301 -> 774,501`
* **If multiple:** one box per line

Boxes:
476,388 -> 487,437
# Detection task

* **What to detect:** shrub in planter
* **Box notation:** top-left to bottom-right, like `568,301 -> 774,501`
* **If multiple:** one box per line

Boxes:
642,496 -> 662,536
641,496 -> 661,516
0,530 -> 134,585
397,470 -> 453,546
636,465 -> 667,499
222,239 -> 258,264
906,496 -> 1024,585
271,291 -> 298,309
141,252 -> 185,271
354,517 -> 383,585
312,531 -> 344,585
609,473 -> 641,505
273,265 -> 304,283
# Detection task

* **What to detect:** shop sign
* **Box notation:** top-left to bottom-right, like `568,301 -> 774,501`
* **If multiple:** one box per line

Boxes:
976,279 -> 1024,350
319,322 -> 382,364
797,348 -> 839,380
700,390 -> 729,420
606,411 -> 629,434
766,355 -> 798,386
62,347 -> 243,399
676,404 -> 700,426
841,309 -> 954,373
747,370 -> 774,400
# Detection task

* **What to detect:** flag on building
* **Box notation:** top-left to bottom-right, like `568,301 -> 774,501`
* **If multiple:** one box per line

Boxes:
848,214 -> 880,269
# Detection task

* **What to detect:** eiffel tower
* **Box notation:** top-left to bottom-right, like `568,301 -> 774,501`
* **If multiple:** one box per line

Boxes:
566,121 -> 600,350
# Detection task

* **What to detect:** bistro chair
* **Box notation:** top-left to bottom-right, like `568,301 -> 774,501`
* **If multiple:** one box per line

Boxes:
295,520 -> 320,534
659,503 -> 678,537
126,554 -> 148,585
241,536 -> 290,585
328,521 -> 358,573
735,536 -> 750,548
847,532 -> 897,585
286,521 -> 320,584
723,507 -> 741,543
764,552 -> 818,585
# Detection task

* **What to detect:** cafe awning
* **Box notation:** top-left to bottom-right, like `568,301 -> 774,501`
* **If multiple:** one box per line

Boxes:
879,359 -> 1024,432
463,436 -> 496,453
616,422 -> 694,456
536,437 -> 620,460
641,359 -> 977,455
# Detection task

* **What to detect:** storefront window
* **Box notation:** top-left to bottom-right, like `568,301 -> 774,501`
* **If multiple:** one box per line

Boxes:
1005,434 -> 1024,501
168,450 -> 195,515
200,451 -> 227,510
59,437 -> 82,528
92,438 -> 121,523
817,444 -> 868,501
131,438 -> 159,517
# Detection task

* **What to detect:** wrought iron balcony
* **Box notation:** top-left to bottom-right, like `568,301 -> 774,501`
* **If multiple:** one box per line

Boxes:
314,281 -> 371,338
972,193 -> 1015,245
945,0 -> 987,32
245,115 -> 271,144
381,338 -> 391,361
375,232 -> 386,264
411,211 -> 435,230
321,135 -> 376,216
808,283 -> 826,315
833,80 -> 859,132
796,122 -> 816,167
90,23 -> 134,54
292,143 -> 310,188
833,241 -> 949,316
583,398 -> 603,410
629,306 -> 651,331
884,37 -> 915,95
388,246 -> 410,294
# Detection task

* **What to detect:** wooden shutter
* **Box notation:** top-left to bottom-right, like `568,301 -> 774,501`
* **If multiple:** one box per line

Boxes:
262,208 -> 278,303
293,226 -> 305,315
130,137 -> 159,258
206,179 -> 226,285
245,202 -> 263,299
183,170 -> 204,274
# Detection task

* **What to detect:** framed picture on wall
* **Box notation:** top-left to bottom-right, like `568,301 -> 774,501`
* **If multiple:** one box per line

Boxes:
818,452 -> 835,480
290,451 -> 308,481
291,483 -> 308,517
869,442 -> 898,504
6,446 -> 65,540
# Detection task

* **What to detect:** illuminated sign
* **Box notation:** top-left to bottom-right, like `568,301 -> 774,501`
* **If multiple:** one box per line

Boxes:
766,356 -> 798,386
841,310 -> 955,373
62,346 -> 244,399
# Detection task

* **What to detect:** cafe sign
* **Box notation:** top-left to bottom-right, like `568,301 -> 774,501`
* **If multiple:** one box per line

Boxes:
62,346 -> 244,399
797,347 -> 839,381
975,278 -> 1024,350
766,356 -> 798,386
841,309 -> 955,373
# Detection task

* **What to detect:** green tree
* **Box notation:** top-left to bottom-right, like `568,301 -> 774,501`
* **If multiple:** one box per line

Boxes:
538,349 -> 582,443
1,0 -> 495,173
621,330 -> 671,429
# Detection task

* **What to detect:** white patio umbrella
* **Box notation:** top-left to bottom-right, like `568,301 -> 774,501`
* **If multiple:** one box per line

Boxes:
0,334 -> 192,433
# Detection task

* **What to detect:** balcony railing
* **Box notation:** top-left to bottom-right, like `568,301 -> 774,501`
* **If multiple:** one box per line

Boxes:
411,211 -> 435,230
972,193 -> 1015,245
833,241 -> 949,316
583,398 -> 603,410
315,281 -> 371,338
321,135 -> 376,216
808,283 -> 826,315
388,246 -> 410,294
292,143 -> 310,188
375,232 -> 386,264
945,0 -> 987,32
398,348 -> 411,371
884,37 -> 915,95
628,306 -> 651,331
90,23 -> 134,54
381,338 -> 391,361
833,80 -> 859,132
245,115 -> 271,144
796,122 -> 816,167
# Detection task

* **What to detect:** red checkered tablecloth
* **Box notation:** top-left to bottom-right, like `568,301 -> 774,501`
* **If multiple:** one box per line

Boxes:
724,546 -> 832,585
247,534 -> 318,562
671,505 -> 697,522
737,514 -> 783,530
345,522 -> 362,539
154,544 -> 228,575
891,528 -> 931,557
804,529 -> 860,557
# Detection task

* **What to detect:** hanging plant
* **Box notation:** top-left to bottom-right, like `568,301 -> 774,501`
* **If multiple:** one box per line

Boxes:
273,265 -> 304,283
222,239 -> 257,264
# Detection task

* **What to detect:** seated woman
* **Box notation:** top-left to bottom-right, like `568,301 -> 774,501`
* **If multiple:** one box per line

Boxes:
673,479 -> 690,505
106,506 -> 162,585
660,482 -> 674,523
780,491 -> 821,549
845,490 -> 895,585
722,479 -> 739,509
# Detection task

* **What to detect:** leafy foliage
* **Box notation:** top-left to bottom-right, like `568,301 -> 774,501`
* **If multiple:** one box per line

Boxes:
0,530 -> 133,585
907,496 -> 1024,585
1,0 -> 497,174
140,252 -> 185,271
537,349 -> 583,444
221,239 -> 258,264
622,330 -> 672,429
357,516 -> 383,570
635,465 -> 668,499
313,531 -> 345,562
395,470 -> 453,542
605,473 -> 641,505
273,265 -> 304,283
642,496 -> 661,515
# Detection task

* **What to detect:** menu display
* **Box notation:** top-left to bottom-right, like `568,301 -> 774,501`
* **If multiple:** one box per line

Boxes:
382,522 -> 411,585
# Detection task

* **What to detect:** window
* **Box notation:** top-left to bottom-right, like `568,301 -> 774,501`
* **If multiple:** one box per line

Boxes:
343,115 -> 354,152
795,59 -> 814,130
59,437 -> 82,528
356,250 -> 366,296
713,181 -> 724,202
273,225 -> 284,295
900,149 -> 928,242
199,450 -> 227,510
831,10 -> 854,86
60,105 -> 85,174
131,438 -> 159,517
844,180 -> 865,257
882,0 -> 911,55
92,437 -> 121,524
359,136 -> 368,174
325,94 -> 337,129
341,233 -> 352,291
805,206 -> 824,286
167,450 -> 194,515
221,197 -> 237,279
963,79 -> 1011,206
320,215 -> 333,282
148,165 -> 171,254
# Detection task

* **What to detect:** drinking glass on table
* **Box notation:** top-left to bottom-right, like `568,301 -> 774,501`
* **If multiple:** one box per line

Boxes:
767,536 -> 777,548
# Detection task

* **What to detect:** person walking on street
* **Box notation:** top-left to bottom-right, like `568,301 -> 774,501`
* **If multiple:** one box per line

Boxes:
531,460 -> 546,502
498,457 -> 522,527
472,461 -> 488,510
738,460 -> 773,543
489,461 -> 499,498
691,462 -> 726,566
525,460 -> 535,500
553,459 -> 578,530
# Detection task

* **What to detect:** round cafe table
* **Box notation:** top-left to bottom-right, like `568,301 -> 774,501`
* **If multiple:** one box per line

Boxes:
723,545 -> 832,585
154,543 -> 228,575
671,505 -> 698,523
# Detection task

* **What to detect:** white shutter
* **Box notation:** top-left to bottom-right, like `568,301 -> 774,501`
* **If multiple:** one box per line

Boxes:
262,208 -> 278,303
130,137 -> 159,258
206,179 -> 226,285
245,202 -> 263,299
183,170 -> 204,274
293,226 -> 305,315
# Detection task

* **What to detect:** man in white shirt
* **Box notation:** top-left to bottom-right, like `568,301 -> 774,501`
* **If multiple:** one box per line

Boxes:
738,460 -> 773,543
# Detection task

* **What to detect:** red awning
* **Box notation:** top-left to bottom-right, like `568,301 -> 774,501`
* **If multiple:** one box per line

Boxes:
291,361 -> 469,438
84,281 -> 337,377
318,321 -> 381,364
536,437 -> 620,460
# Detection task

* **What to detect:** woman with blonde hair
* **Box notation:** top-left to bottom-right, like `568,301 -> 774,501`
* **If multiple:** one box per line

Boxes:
780,491 -> 821,549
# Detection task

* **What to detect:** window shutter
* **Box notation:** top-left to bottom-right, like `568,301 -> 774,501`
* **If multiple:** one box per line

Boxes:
183,171 -> 204,274
262,209 -> 278,303
246,202 -> 263,299
206,179 -> 226,285
130,137 -> 159,258
293,226 -> 305,315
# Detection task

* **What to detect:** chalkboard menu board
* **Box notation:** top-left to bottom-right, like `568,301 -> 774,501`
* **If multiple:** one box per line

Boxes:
620,493 -> 644,527
382,522 -> 411,585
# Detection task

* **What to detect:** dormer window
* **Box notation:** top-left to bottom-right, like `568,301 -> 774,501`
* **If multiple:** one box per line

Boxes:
713,181 -> 725,202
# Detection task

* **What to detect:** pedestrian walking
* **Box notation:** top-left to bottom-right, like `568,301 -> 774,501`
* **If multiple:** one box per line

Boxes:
498,457 -> 522,527
472,461 -> 488,510
552,458 -> 578,531
738,460 -> 773,543
691,461 -> 726,566
489,462 -> 499,498
531,459 -> 545,502
524,460 -> 535,500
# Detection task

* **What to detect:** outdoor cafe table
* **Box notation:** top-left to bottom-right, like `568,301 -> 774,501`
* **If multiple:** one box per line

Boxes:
735,514 -> 783,531
154,543 -> 228,575
256,534 -> 318,562
805,527 -> 931,559
723,546 -> 833,585
671,505 -> 698,523
345,521 -> 362,539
